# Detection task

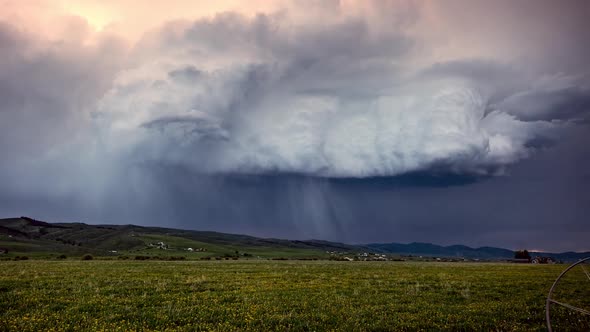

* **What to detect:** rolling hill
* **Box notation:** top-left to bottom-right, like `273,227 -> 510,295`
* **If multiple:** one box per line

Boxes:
365,242 -> 515,259
1,217 -> 588,261
0,217 -> 358,259
364,242 -> 590,262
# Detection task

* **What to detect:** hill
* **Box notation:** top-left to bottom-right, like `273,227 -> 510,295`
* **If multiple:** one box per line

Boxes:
365,242 -> 590,262
0,217 -> 358,259
1,217 -> 588,261
365,242 -> 514,259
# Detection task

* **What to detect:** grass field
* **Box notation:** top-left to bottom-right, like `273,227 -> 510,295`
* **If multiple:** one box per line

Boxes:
0,260 -> 588,331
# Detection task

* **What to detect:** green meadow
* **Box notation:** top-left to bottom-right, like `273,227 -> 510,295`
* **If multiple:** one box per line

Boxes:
1,260 -> 588,331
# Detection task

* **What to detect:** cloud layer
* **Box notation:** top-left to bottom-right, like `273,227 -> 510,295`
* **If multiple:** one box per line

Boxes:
93,6 -> 582,178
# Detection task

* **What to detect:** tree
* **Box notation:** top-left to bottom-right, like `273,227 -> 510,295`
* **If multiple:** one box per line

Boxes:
514,250 -> 531,261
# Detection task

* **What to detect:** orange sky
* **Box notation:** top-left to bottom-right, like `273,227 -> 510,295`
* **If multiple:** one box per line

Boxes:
1,0 -> 282,41
0,0 -> 516,66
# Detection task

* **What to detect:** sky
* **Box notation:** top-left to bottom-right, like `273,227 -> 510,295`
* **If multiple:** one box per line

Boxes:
1,0 -> 589,252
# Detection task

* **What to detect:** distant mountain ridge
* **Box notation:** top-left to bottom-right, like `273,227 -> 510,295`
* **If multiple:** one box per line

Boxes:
364,242 -> 590,262
0,216 -> 588,261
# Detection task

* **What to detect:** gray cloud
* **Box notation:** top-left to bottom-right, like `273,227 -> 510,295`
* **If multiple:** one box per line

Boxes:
497,77 -> 590,122
0,20 -> 124,160
95,8 -> 582,179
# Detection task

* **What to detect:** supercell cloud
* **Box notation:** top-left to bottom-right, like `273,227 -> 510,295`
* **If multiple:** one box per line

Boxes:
95,7 -> 570,178
0,0 -> 589,251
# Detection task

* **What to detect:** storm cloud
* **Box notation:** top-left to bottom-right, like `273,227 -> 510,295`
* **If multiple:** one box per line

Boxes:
0,0 -> 589,251
95,7 -> 580,178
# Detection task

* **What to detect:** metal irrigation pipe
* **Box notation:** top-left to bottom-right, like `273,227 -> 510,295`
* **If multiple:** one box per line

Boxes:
546,257 -> 590,332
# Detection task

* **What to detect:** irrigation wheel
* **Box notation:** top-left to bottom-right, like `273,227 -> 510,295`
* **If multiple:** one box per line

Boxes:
546,257 -> 590,331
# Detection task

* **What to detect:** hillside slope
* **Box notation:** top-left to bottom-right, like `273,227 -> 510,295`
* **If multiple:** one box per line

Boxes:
0,217 -> 358,258
2,217 -> 588,261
